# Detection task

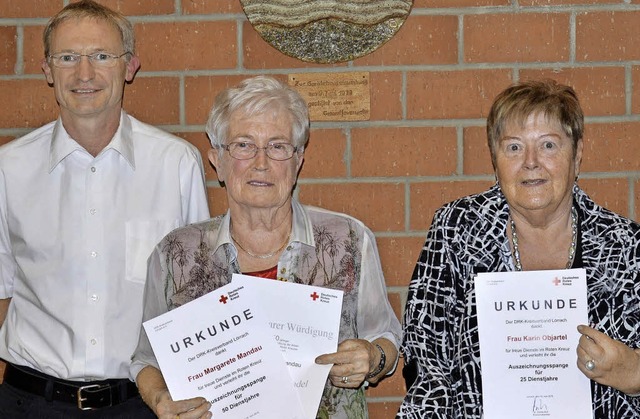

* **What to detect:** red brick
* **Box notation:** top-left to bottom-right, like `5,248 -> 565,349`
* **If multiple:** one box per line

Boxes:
577,11 -> 640,61
387,293 -> 404,335
370,72 -> 403,121
519,67 -> 626,117
578,178 -> 630,219
368,400 -> 403,419
465,13 -> 570,63
522,0 -> 618,4
183,0 -> 243,14
175,132 -> 216,182
135,21 -> 237,71
184,75 -> 265,126
352,127 -> 457,177
299,183 -> 405,232
354,15 -> 458,66
0,0 -> 62,18
635,180 -> 640,223
300,129 -> 347,179
582,122 -> 640,172
0,27 -> 17,75
208,186 -> 228,217
410,181 -> 494,230
463,126 -> 494,176
377,236 -> 425,287
406,70 -> 512,119
414,0 -> 508,5
123,77 -> 180,125
243,22 -> 344,70
0,136 -> 17,147
86,0 -> 175,16
366,348 -> 405,398
22,25 -> 45,75
0,79 -> 58,128
633,66 -> 640,116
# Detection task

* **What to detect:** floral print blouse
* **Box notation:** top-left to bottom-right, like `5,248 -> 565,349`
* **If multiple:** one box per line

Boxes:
132,199 -> 401,419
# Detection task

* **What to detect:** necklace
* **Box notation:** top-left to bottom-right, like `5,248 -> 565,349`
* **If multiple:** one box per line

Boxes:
510,206 -> 578,271
231,229 -> 290,259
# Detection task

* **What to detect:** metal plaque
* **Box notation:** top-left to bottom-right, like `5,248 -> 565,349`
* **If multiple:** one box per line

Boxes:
289,72 -> 370,121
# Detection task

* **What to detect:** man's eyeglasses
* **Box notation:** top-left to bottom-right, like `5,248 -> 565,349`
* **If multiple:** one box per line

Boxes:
47,52 -> 131,68
221,141 -> 298,161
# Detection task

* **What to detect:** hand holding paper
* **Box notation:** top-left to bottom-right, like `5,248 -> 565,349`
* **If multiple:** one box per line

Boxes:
315,339 -> 376,388
576,325 -> 640,395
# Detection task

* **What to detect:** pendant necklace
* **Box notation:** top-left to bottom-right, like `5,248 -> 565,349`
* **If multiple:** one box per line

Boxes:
510,207 -> 577,272
230,224 -> 290,260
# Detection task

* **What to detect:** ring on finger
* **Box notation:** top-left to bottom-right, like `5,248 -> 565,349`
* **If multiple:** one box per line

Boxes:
585,359 -> 595,371
341,376 -> 349,384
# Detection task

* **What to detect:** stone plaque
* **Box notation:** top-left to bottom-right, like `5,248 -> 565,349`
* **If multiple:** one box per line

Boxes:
241,0 -> 413,63
288,72 -> 370,121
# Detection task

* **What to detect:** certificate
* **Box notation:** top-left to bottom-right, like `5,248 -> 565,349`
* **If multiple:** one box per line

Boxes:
143,283 -> 305,418
475,269 -> 592,419
232,274 -> 343,419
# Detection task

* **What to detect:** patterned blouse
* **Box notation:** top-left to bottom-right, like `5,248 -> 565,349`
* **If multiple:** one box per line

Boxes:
131,199 -> 402,419
398,184 -> 640,419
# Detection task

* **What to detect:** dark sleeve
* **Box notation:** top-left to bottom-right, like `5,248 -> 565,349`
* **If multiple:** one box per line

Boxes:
397,208 -> 458,419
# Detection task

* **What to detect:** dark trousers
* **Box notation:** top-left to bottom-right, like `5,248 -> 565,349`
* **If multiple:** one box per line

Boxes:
0,382 -> 156,418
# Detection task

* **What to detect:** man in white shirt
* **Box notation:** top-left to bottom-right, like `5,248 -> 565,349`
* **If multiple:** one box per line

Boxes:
0,1 -> 210,417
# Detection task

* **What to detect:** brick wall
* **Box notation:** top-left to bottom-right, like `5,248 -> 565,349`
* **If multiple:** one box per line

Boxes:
1,0 -> 640,417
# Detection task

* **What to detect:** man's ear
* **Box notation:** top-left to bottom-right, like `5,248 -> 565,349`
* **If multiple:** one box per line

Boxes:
42,58 -> 54,85
125,55 -> 141,82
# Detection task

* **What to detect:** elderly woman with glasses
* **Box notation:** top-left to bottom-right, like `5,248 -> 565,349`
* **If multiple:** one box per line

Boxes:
131,76 -> 401,419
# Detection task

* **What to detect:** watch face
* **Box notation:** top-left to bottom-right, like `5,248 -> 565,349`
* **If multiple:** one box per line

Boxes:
241,0 -> 413,63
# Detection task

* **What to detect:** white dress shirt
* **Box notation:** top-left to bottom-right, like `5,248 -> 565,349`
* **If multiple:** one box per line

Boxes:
0,112 -> 210,380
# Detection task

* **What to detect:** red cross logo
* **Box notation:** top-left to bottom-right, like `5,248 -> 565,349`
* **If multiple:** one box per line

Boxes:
552,277 -> 561,286
219,294 -> 228,304
310,292 -> 319,301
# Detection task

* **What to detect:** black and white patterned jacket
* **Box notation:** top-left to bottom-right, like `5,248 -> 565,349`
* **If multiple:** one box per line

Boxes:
398,184 -> 640,418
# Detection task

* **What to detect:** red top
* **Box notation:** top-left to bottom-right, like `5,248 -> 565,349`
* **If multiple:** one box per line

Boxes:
244,265 -> 278,280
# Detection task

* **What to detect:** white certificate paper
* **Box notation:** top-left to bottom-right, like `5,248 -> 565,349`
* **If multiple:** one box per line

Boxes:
232,274 -> 343,419
143,283 -> 304,418
475,269 -> 592,419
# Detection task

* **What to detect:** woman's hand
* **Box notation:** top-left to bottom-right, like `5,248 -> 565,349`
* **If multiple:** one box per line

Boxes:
137,366 -> 212,419
576,325 -> 640,395
153,390 -> 212,419
314,339 -> 377,388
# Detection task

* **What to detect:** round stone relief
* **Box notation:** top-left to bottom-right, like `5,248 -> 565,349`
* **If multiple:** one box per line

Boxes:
241,0 -> 413,64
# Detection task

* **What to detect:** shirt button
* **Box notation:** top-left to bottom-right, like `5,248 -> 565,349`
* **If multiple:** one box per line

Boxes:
90,338 -> 97,345
89,209 -> 97,215
90,294 -> 98,301
91,167 -> 96,173
90,251 -> 97,258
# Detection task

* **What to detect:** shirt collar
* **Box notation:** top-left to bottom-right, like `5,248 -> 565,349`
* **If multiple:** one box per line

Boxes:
49,111 -> 136,172
291,198 -> 315,247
